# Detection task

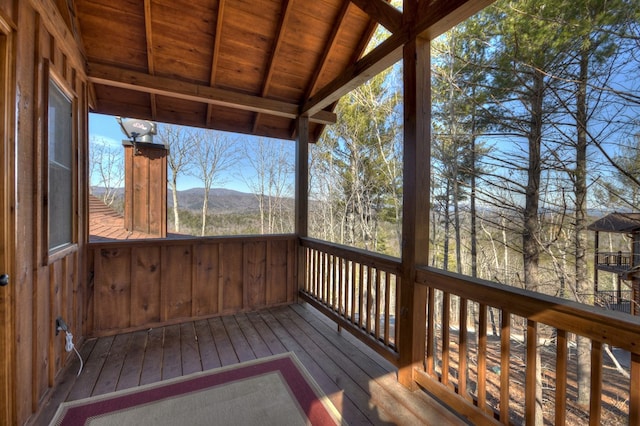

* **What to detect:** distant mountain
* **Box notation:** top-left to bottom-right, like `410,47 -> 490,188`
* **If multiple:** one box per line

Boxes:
91,186 -> 264,214
169,188 -> 260,213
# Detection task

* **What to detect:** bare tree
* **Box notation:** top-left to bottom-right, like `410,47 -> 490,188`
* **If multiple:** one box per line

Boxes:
89,137 -> 124,207
190,130 -> 239,236
241,138 -> 294,234
157,125 -> 195,233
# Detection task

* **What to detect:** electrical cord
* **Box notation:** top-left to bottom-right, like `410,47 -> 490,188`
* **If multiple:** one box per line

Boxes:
64,331 -> 84,377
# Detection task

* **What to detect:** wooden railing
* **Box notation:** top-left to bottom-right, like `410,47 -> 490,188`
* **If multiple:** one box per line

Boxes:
299,238 -> 401,365
87,235 -> 297,335
414,267 -> 640,425
299,240 -> 640,425
595,251 -> 634,270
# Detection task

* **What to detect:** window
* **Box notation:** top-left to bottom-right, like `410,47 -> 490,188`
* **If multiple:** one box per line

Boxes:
48,79 -> 73,251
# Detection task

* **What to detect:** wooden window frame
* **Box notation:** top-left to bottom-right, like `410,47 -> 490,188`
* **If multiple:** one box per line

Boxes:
44,62 -> 78,263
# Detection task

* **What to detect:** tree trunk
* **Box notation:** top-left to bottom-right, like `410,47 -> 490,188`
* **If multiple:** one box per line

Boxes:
443,180 -> 451,271
201,190 -> 209,237
575,44 -> 591,407
170,178 -> 180,232
523,69 -> 544,425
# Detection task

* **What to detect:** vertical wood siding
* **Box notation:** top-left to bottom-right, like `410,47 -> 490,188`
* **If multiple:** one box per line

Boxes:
87,236 -> 298,336
5,1 -> 89,423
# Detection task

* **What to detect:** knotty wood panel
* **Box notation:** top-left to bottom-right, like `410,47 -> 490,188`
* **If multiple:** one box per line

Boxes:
193,242 -> 219,317
161,244 -> 193,320
244,240 -> 266,309
221,241 -> 244,312
95,247 -> 131,331
88,235 -> 297,335
131,246 -> 161,326
267,239 -> 289,305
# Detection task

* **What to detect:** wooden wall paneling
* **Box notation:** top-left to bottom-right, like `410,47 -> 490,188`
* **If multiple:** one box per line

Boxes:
221,242 -> 243,312
147,148 -> 166,236
160,244 -> 193,320
85,248 -> 95,336
244,240 -> 266,309
123,146 -> 133,231
0,10 -> 15,425
72,251 -> 82,346
50,261 -> 64,380
95,247 -> 131,331
31,12 -> 46,414
267,239 -> 288,305
193,242 -> 219,317
133,151 -> 150,233
130,246 -> 161,326
288,237 -> 296,302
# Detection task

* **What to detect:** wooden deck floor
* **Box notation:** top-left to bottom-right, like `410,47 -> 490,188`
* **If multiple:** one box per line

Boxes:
32,303 -> 467,425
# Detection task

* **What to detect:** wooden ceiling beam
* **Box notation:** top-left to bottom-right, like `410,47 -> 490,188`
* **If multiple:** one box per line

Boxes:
253,0 -> 295,133
302,0 -> 493,116
206,0 -> 226,127
143,0 -> 157,120
349,0 -> 401,33
292,0 -> 351,139
88,62 -> 337,125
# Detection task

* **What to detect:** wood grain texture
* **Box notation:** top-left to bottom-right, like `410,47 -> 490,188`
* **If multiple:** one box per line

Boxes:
88,236 -> 297,335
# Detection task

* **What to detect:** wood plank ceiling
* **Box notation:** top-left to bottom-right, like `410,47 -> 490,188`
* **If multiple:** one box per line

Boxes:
72,0 -> 384,141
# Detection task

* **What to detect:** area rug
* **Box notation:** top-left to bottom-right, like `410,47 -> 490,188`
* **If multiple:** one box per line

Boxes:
50,352 -> 343,425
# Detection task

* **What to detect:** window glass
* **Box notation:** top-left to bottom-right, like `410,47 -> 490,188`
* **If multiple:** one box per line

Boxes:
48,79 -> 73,251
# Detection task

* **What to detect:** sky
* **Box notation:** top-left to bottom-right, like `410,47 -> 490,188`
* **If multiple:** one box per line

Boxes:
88,112 -> 292,193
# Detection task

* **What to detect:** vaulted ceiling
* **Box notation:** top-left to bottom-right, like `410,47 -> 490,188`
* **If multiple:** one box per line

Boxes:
64,0 -> 491,141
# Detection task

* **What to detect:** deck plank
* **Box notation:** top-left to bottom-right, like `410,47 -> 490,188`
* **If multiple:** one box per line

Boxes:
180,322 -> 202,375
115,330 -> 148,391
92,333 -> 131,395
270,307 -> 403,425
235,313 -> 273,358
291,303 -> 467,425
208,316 -> 238,366
257,309 -> 377,425
161,324 -> 183,380
221,315 -> 255,362
193,319 -> 221,370
245,311 -> 288,355
139,327 -> 164,385
33,304 -> 468,426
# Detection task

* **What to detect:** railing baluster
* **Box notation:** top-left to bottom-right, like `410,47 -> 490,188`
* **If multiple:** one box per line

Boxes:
331,254 -> 337,310
525,319 -> 537,425
366,265 -> 373,333
555,329 -> 567,426
358,263 -> 364,328
459,297 -> 468,399
442,292 -> 451,387
351,260 -> 359,324
337,257 -> 343,316
384,272 -> 391,345
426,286 -> 435,375
500,312 -> 510,425
375,269 -> 381,339
590,341 -> 602,426
478,303 -> 487,412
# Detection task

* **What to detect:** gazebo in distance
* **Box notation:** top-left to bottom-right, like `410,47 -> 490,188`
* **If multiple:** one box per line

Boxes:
588,212 -> 640,315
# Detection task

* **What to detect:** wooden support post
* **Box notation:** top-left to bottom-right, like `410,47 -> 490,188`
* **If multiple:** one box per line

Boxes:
398,32 -> 430,388
295,116 -> 309,295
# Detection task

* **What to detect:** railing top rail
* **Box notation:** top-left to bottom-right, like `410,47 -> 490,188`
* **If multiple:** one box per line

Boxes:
300,237 -> 401,274
417,266 -> 640,354
88,233 -> 297,249
596,251 -> 632,255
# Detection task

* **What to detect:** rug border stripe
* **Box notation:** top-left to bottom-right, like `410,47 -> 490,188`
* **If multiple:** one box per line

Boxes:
50,352 -> 343,426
